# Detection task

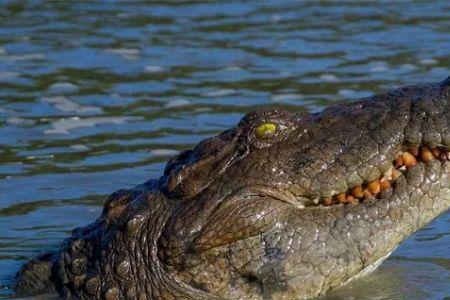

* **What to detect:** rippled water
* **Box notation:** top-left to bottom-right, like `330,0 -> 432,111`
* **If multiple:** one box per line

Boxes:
0,1 -> 449,299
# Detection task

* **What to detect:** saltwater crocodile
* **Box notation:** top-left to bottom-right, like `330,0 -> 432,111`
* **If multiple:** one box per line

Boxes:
15,78 -> 450,299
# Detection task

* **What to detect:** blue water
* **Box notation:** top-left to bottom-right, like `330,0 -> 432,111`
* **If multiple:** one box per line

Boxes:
0,1 -> 449,299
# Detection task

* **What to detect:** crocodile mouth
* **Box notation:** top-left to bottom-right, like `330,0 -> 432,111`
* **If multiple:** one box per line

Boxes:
318,145 -> 450,207
251,145 -> 450,208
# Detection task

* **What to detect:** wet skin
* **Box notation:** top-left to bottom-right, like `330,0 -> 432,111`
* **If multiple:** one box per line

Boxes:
15,78 -> 450,299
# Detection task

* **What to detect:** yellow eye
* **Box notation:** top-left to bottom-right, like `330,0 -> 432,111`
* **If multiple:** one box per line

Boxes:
255,123 -> 277,138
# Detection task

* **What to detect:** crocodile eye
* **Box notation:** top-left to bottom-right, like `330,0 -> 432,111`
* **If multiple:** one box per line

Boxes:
255,123 -> 277,139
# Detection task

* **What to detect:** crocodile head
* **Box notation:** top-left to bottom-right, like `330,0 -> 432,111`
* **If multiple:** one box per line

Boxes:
15,78 -> 450,300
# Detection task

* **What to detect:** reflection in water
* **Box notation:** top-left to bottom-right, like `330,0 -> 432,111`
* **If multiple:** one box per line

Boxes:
0,1 -> 449,299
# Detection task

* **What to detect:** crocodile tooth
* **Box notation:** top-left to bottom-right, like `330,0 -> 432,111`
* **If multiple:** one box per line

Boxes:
346,195 -> 358,205
431,148 -> 441,158
380,179 -> 391,191
394,155 -> 403,168
402,152 -> 417,167
351,186 -> 363,198
336,193 -> 346,204
363,189 -> 373,199
420,146 -> 433,163
367,180 -> 380,194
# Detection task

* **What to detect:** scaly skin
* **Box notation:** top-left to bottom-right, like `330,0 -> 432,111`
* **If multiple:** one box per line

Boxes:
15,78 -> 450,299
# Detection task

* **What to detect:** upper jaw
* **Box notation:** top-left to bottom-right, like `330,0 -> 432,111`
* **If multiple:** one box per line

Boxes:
245,142 -> 450,212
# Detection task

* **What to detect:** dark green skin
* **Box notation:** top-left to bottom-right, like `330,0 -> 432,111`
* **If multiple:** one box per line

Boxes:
15,78 -> 450,299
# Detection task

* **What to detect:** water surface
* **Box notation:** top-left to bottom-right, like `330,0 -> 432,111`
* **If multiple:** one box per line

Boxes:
0,1 -> 449,299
